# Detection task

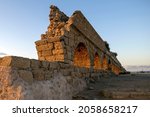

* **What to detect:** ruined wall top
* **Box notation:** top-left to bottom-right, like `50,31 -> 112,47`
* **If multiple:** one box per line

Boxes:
68,10 -> 106,51
41,5 -> 107,51
49,5 -> 69,23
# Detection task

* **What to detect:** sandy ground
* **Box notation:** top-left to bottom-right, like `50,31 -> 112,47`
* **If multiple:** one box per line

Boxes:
73,73 -> 150,100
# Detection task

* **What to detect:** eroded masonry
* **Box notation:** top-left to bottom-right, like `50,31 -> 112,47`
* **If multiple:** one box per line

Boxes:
0,5 -> 125,99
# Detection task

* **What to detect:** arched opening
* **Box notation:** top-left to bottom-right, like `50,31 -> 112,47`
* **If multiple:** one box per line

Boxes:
108,59 -> 112,71
112,64 -> 120,75
94,52 -> 101,69
73,43 -> 90,68
102,55 -> 108,70
112,64 -> 116,73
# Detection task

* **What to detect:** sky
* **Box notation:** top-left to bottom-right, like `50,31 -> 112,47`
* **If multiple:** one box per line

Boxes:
0,0 -> 150,68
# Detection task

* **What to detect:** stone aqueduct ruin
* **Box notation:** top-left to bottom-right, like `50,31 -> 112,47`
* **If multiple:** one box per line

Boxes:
0,5 -> 125,99
36,5 -> 125,75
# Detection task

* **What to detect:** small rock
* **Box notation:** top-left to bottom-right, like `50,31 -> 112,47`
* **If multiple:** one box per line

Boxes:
88,86 -> 94,90
89,79 -> 95,83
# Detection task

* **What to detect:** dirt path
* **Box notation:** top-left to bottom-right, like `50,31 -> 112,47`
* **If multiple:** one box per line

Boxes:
73,73 -> 150,100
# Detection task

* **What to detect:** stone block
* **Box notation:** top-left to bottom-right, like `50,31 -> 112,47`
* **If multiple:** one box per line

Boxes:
31,59 -> 40,69
63,37 -> 69,45
74,67 -> 80,73
37,51 -> 42,57
72,72 -> 82,78
67,52 -> 72,60
41,61 -> 50,69
85,73 -> 90,78
47,37 -> 60,43
59,62 -> 70,68
55,55 -> 64,61
54,42 -> 63,49
46,56 -> 55,61
39,57 -> 45,61
69,39 -> 74,47
35,40 -> 48,46
0,56 -> 30,69
66,76 -> 73,84
47,43 -> 54,49
36,44 -> 49,51
18,70 -> 33,84
57,22 -> 65,29
45,71 -> 53,80
65,45 -> 71,52
36,43 -> 53,52
61,28 -> 69,37
42,50 -> 52,56
52,49 -> 64,55
79,67 -> 87,74
60,69 -> 71,76
71,72 -> 76,78
33,69 -> 45,80
49,62 -> 60,69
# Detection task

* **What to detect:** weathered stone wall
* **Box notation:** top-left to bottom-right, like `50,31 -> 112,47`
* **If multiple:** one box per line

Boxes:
0,56 -> 87,99
35,5 -> 125,75
0,66 -> 73,99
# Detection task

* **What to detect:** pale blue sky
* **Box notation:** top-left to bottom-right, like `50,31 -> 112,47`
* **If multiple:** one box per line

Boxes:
0,0 -> 150,66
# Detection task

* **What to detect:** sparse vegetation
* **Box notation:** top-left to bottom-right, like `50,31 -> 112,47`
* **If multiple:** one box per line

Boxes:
104,41 -> 110,51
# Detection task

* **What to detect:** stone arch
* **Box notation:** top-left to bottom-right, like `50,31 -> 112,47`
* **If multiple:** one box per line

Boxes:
112,64 -> 120,75
111,62 -> 116,73
102,54 -> 109,70
94,52 -> 101,69
73,42 -> 90,68
108,58 -> 112,71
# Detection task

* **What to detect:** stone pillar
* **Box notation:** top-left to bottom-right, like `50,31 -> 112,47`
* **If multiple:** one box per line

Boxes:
35,5 -> 69,62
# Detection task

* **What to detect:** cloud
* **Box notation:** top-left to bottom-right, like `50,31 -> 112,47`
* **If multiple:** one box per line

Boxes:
0,52 -> 7,57
125,65 -> 150,72
0,52 -> 7,55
